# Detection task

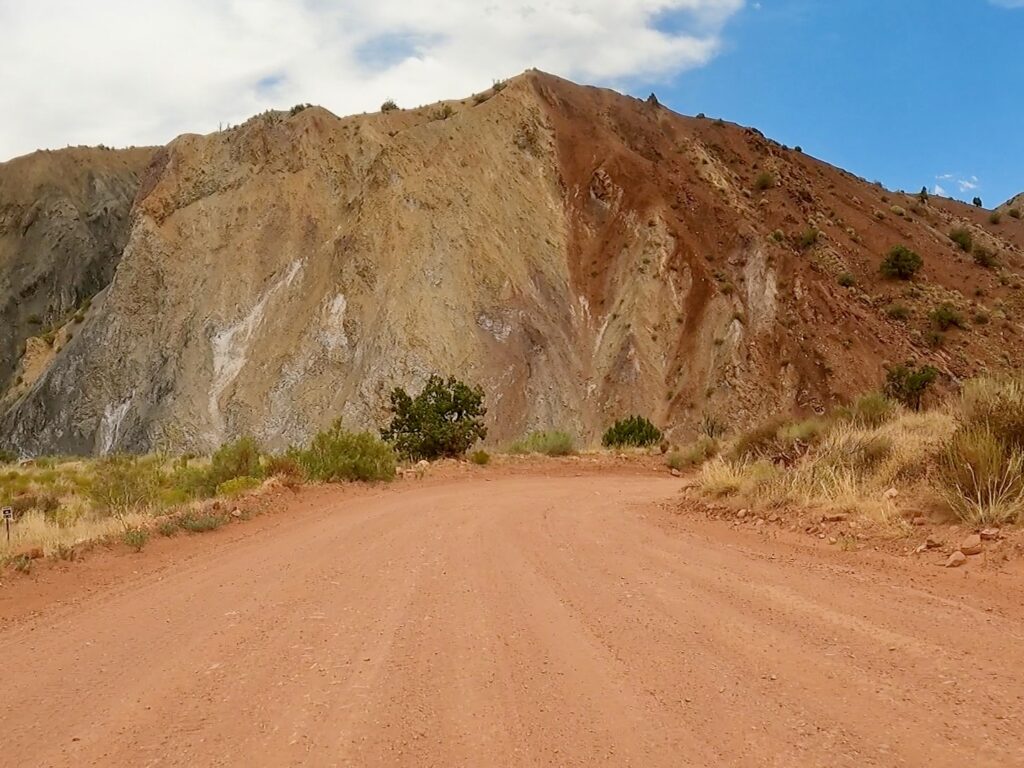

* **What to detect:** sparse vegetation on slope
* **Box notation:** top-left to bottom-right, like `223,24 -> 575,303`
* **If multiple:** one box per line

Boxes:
879,245 -> 923,280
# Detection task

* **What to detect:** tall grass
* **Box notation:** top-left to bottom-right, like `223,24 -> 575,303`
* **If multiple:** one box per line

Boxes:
697,377 -> 1024,527
695,396 -> 959,521
507,430 -> 577,456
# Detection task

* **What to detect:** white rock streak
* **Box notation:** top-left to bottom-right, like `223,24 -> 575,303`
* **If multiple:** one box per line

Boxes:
98,397 -> 132,455
209,260 -> 303,440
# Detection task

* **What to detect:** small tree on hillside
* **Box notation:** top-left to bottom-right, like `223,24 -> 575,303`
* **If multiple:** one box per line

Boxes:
884,364 -> 938,411
973,197 -> 983,208
381,375 -> 487,460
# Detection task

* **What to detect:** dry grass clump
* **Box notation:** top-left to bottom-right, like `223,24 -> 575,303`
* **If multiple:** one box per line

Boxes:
731,416 -> 828,464
667,437 -> 718,471
697,377 -> 1024,528
938,425 -> 1023,526
938,377 -> 1024,525
507,430 -> 576,456
695,395 -> 956,520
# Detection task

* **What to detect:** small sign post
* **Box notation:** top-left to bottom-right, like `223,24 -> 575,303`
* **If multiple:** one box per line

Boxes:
2,507 -> 12,545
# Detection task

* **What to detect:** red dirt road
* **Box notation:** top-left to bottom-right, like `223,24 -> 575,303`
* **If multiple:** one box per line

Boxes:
3,472 -> 1024,767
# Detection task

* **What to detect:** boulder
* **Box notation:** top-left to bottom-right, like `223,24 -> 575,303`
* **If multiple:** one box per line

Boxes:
945,551 -> 967,568
959,534 -> 983,556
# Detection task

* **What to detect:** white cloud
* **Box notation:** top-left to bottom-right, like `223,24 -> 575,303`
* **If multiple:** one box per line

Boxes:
0,0 -> 744,160
958,175 -> 979,192
989,0 -> 1024,8
933,184 -> 947,196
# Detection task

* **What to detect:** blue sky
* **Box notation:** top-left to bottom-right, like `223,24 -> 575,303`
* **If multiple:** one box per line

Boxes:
654,0 -> 1024,206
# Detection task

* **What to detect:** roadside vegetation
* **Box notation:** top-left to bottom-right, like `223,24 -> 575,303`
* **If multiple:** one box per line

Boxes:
1,375 -> 493,565
507,430 -> 576,456
685,374 -> 1024,529
602,416 -> 662,448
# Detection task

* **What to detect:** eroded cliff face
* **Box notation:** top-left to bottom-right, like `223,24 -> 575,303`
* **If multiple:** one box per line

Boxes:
0,147 -> 154,393
4,72 -> 1024,455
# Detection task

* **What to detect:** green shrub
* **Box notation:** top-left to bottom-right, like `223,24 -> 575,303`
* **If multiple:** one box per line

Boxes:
754,171 -> 775,191
930,303 -> 966,331
507,430 -> 576,456
1009,208 -> 1022,220
293,421 -> 396,481
381,375 -> 487,460
602,416 -> 662,448
470,450 -> 491,466
207,436 -> 263,488
216,476 -> 260,497
989,211 -> 1002,225
972,245 -> 998,268
938,424 -> 1023,525
949,227 -> 973,252
380,99 -> 398,112
178,512 -> 226,533
885,303 -> 911,321
433,104 -> 454,120
289,103 -> 312,116
167,464 -> 212,499
837,272 -> 856,287
89,456 -> 162,514
880,245 -> 922,279
0,449 -> 16,464
884,364 -> 938,411
157,518 -> 180,537
122,526 -> 149,551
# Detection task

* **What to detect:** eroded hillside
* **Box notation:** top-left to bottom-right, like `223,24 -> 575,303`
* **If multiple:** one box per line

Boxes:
3,72 -> 1024,455
0,146 -> 154,394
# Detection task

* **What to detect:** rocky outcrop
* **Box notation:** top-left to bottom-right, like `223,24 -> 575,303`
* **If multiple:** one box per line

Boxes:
0,146 -> 154,392
999,192 -> 1023,212
3,72 -> 1024,455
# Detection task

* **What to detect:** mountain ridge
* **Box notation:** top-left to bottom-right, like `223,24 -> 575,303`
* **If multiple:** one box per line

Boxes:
3,71 -> 1024,455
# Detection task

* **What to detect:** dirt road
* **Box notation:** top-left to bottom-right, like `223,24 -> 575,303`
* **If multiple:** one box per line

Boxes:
4,472 -> 1023,767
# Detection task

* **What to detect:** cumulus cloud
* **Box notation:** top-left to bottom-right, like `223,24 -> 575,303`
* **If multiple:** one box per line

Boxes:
0,0 -> 744,160
933,184 -> 947,196
958,176 -> 979,192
